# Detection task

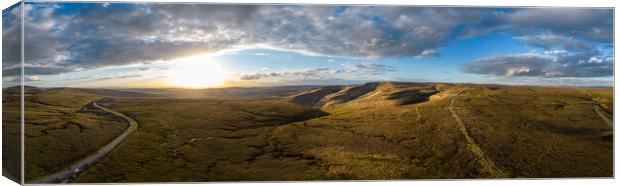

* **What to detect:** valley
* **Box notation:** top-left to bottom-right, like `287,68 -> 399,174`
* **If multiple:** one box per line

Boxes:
3,82 -> 613,182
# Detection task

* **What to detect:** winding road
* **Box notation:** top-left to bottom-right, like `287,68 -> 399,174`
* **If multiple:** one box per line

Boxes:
31,101 -> 138,183
593,104 -> 613,127
581,90 -> 613,127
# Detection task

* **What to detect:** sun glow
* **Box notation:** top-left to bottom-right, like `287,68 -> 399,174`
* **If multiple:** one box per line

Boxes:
167,54 -> 229,88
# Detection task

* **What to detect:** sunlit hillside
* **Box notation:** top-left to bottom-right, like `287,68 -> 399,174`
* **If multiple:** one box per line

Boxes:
5,82 -> 611,182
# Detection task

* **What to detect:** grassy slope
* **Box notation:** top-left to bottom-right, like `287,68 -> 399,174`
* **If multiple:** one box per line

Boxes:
271,84 -> 489,179
8,83 -> 612,182
454,86 -> 613,177
75,99 -> 329,182
2,88 -> 22,182
273,84 -> 612,179
15,88 -> 130,181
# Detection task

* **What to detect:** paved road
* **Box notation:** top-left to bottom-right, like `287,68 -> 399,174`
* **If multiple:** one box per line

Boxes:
30,101 -> 138,183
448,90 -> 506,178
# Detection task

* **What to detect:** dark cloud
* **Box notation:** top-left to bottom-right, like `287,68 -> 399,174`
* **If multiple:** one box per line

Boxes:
3,66 -> 73,76
508,8 -> 613,43
3,3 -> 613,78
2,4 -> 22,70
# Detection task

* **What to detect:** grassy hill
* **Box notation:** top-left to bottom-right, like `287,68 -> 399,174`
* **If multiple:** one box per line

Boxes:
2,87 -> 147,182
4,82 -> 612,182
75,98 -> 328,182
2,86 -> 23,182
273,83 -> 612,178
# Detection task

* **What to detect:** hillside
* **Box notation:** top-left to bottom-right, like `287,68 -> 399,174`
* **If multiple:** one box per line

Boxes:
286,82 -> 439,108
3,87 -> 132,181
73,82 -> 612,181
5,82 -> 613,182
274,83 -> 613,178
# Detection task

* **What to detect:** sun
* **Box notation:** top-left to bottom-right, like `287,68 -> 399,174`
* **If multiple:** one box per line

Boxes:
167,54 -> 229,89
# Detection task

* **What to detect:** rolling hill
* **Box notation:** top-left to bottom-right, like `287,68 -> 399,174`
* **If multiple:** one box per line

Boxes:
3,82 -> 612,182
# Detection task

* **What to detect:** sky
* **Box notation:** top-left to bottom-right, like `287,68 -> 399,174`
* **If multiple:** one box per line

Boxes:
1,2 -> 614,88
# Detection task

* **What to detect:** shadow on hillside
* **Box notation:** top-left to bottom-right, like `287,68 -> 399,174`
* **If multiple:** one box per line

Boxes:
386,89 -> 438,105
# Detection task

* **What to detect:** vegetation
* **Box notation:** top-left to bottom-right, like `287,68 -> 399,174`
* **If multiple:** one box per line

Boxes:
2,86 -> 22,182
454,86 -> 613,177
4,82 -> 612,182
2,87 -> 131,182
75,99 -> 328,182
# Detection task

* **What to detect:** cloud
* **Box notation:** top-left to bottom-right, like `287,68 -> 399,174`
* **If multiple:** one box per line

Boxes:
462,53 -> 553,77
463,9 -> 613,79
461,51 -> 613,78
67,74 -> 143,81
239,68 -> 333,80
93,74 -> 143,81
345,63 -> 397,75
3,66 -> 74,76
2,4 -> 23,71
240,72 -> 280,80
543,50 -> 568,56
3,75 -> 42,82
239,63 -> 397,81
485,76 -> 612,87
508,8 -> 612,43
2,3 -> 612,78
517,34 -> 595,52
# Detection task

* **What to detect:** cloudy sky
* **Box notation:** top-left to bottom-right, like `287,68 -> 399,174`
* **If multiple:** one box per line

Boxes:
2,2 -> 614,88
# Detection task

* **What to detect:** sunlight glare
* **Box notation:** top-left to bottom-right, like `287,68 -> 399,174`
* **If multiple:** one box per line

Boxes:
168,54 -> 229,88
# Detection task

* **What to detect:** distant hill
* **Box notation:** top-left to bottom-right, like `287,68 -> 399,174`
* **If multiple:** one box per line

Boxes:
285,82 -> 440,108
119,85 -> 321,99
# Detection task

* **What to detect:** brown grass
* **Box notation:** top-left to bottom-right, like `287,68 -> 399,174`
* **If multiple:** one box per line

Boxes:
5,82 -> 612,182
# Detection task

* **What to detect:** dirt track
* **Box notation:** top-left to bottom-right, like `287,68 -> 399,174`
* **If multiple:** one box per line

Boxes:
448,91 -> 507,178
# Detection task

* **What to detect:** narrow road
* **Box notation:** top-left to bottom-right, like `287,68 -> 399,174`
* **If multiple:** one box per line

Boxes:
593,104 -> 613,127
449,92 -> 506,178
581,90 -> 613,127
31,101 -> 138,183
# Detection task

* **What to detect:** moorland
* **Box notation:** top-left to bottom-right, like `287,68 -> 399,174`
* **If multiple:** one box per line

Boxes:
2,82 -> 613,182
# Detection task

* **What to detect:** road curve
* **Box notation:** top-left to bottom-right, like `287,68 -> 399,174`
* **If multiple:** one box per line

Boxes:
30,101 -> 138,183
581,90 -> 613,127
593,104 -> 613,127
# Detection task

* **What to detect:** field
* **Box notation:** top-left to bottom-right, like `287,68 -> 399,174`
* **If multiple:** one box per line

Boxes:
75,98 -> 328,182
2,87 -> 22,182
3,87 -> 135,182
3,82 -> 613,182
